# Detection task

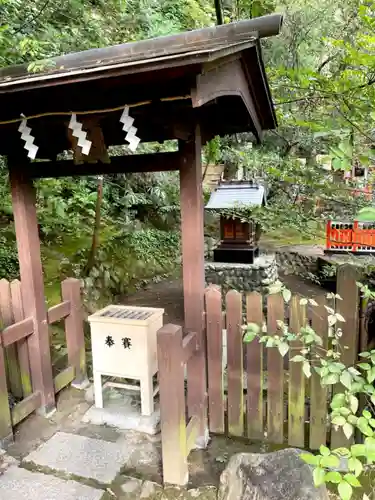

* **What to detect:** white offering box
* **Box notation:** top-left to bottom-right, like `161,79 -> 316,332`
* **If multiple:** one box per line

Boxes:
88,305 -> 164,416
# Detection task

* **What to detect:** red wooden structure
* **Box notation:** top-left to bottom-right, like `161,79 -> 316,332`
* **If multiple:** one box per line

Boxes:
326,220 -> 375,253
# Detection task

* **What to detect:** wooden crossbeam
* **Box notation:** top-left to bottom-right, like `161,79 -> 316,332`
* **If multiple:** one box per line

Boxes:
47,301 -> 71,324
2,318 -> 34,347
29,151 -> 182,178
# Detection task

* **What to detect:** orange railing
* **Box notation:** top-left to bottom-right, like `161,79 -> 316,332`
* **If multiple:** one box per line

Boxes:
326,220 -> 375,253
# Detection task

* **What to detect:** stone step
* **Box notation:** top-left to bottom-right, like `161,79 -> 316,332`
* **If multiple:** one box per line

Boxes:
23,431 -> 131,485
0,467 -> 104,500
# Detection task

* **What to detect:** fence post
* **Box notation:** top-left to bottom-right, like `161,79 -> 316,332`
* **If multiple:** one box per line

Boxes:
246,291 -> 264,440
157,324 -> 188,486
288,295 -> 306,448
0,332 -> 13,446
331,264 -> 359,448
205,285 -> 224,434
267,293 -> 284,444
226,290 -> 244,437
0,279 -> 22,399
61,278 -> 87,387
309,296 -> 329,450
10,279 -> 32,398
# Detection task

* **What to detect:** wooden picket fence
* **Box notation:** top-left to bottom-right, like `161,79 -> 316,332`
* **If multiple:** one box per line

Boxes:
0,277 -> 86,445
206,264 -> 361,450
158,264 -> 363,485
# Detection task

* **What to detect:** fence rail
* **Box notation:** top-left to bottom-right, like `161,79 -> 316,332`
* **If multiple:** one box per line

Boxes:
0,277 -> 86,445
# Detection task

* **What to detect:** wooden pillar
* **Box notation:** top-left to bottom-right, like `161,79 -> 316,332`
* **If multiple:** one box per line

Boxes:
179,125 -> 208,446
9,166 -> 56,415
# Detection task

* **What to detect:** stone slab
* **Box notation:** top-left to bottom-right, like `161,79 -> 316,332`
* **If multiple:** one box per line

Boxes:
205,253 -> 277,270
83,386 -> 160,435
23,431 -> 130,484
0,466 -> 104,500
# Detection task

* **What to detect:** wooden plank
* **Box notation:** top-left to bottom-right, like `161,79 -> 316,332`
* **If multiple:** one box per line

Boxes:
331,264 -> 359,448
182,332 -> 198,363
359,296 -> 369,354
246,291 -> 263,440
53,366 -> 75,394
61,279 -> 87,385
157,324 -> 188,486
309,296 -> 329,450
206,285 -> 224,434
11,391 -> 42,426
9,167 -> 56,415
2,318 -> 34,346
186,415 -> 199,454
29,152 -> 182,179
357,295 -> 369,443
288,295 -> 306,447
267,293 -> 284,444
179,126 -> 207,444
226,289 -> 244,437
47,301 -> 71,324
0,279 -> 23,399
10,279 -> 32,397
0,332 -> 13,445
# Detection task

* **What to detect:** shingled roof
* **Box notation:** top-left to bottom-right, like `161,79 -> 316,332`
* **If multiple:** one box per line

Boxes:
0,15 -> 282,89
205,181 -> 266,209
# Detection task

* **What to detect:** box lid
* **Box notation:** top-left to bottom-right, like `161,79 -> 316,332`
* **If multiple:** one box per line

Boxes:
88,305 -> 164,326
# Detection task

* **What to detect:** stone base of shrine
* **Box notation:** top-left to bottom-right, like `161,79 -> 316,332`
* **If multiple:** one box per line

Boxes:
205,253 -> 278,297
83,384 -> 160,435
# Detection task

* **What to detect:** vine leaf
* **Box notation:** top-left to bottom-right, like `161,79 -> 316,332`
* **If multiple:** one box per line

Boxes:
338,480 -> 353,500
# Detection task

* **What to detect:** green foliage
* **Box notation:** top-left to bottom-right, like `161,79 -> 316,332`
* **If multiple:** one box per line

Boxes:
77,228 -> 181,307
0,231 -> 19,279
0,0 -> 216,67
127,229 -> 180,264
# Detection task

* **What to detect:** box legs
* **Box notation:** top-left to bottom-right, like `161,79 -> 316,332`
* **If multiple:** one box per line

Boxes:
93,371 -> 103,408
140,376 -> 154,416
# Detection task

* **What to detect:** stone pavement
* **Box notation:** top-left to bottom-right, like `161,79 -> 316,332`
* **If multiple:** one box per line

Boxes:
0,467 -> 103,500
0,429 -> 218,500
0,387 -> 220,500
23,431 -> 131,484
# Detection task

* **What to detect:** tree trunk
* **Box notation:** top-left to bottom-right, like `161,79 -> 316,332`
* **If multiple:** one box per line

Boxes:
85,176 -> 103,275
214,0 -> 223,25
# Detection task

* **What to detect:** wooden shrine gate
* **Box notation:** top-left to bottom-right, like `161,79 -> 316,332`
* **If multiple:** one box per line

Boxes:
157,264 -> 365,485
0,277 -> 86,445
